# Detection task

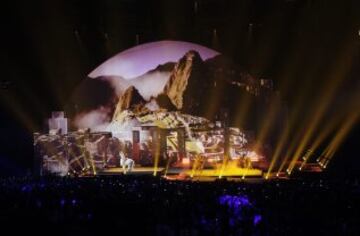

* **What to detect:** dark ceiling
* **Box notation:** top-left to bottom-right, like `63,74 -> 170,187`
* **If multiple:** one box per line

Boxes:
1,0 -> 359,113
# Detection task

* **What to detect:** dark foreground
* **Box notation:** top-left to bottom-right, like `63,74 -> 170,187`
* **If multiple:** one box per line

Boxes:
0,175 -> 359,235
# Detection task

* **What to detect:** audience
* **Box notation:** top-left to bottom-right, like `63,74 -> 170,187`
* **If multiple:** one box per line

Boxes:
0,175 -> 359,235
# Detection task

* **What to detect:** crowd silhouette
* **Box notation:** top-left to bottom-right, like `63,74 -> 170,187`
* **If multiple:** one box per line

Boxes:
0,175 -> 359,235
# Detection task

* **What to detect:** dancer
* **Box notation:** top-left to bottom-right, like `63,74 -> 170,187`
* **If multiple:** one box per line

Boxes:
120,151 -> 135,174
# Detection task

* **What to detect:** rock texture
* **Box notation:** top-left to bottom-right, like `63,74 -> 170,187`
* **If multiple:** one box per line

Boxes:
110,50 -> 262,124
112,86 -> 147,119
162,50 -> 205,110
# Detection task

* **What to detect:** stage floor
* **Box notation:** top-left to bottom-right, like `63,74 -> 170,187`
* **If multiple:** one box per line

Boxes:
183,168 -> 263,177
98,167 -> 263,178
99,167 -> 165,175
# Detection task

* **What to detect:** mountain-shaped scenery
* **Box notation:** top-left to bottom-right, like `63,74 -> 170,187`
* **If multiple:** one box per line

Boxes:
112,86 -> 147,117
162,50 -> 205,110
70,49 -> 266,132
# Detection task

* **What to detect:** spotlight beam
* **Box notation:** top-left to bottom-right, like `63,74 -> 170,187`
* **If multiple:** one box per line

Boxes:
322,110 -> 359,163
287,43 -> 355,173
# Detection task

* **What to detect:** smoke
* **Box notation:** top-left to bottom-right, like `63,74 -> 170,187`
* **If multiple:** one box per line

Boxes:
73,106 -> 112,131
43,155 -> 69,176
98,76 -> 130,97
145,98 -> 160,111
99,71 -> 171,101
130,71 -> 171,100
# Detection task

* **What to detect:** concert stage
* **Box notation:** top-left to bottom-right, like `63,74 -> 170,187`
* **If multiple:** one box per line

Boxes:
33,42 -> 327,180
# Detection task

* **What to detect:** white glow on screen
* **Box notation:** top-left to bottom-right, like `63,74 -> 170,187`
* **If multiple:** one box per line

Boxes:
89,40 -> 220,79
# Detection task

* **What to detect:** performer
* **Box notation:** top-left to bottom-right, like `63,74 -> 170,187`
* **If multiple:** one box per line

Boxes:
193,154 -> 205,171
229,147 -> 237,159
245,156 -> 252,169
120,151 -> 135,174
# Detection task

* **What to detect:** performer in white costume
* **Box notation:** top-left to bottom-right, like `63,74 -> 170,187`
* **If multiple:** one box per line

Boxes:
119,151 -> 135,174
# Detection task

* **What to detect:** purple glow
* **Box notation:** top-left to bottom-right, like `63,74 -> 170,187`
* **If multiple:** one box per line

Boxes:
218,194 -> 251,208
253,214 -> 262,226
60,199 -> 66,207
88,40 -> 220,79
21,184 -> 32,192
218,194 -> 263,228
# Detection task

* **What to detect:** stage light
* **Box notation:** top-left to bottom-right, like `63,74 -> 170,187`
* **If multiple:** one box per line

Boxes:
204,80 -> 226,120
269,27 -> 330,176
212,28 -> 219,50
182,158 -> 190,165
267,104 -> 303,178
153,140 -> 161,176
331,113 -> 358,154
275,81 -> 322,174
253,99 -> 281,153
0,92 -> 40,131
287,42 -> 355,173
319,95 -> 359,166
233,96 -> 252,130
277,135 -> 302,174
308,116 -> 341,155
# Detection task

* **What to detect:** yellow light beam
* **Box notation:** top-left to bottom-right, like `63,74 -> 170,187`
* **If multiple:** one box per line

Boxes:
277,130 -> 304,174
218,152 -> 229,179
0,93 -> 38,131
323,112 -> 359,161
253,99 -> 281,153
265,120 -> 290,178
287,42 -> 356,172
153,137 -> 161,176
233,95 -> 252,129
309,117 -> 341,152
266,99 -> 307,177
270,44 -> 324,175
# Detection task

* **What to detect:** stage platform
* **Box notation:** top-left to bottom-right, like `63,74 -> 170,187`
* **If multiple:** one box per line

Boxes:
98,167 -> 263,178
99,167 -> 166,175
182,168 -> 263,177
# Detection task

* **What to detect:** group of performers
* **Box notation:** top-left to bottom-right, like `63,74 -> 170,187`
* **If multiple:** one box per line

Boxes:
187,132 -> 254,172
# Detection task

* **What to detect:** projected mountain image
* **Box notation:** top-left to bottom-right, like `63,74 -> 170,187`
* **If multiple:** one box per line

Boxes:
70,41 -> 266,134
